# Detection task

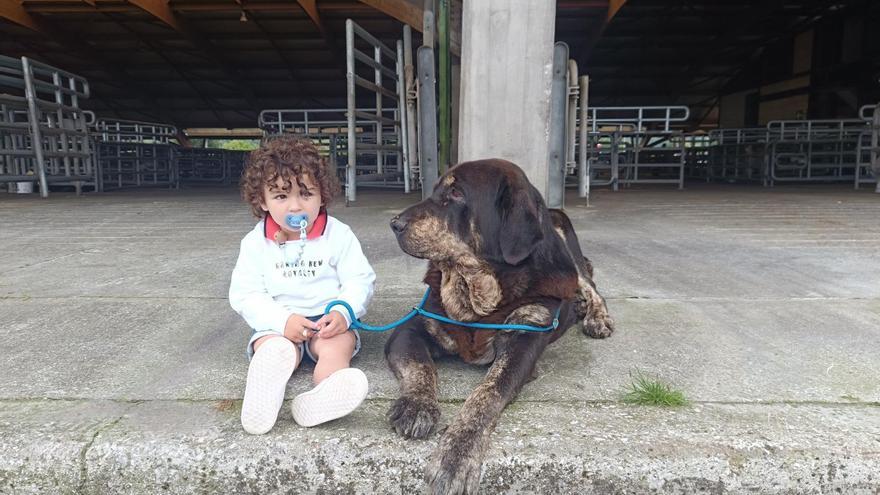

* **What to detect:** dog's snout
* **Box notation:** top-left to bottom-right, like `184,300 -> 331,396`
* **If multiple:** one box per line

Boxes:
390,215 -> 407,235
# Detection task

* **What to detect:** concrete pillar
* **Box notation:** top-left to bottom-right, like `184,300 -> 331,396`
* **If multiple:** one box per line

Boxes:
457,0 -> 556,200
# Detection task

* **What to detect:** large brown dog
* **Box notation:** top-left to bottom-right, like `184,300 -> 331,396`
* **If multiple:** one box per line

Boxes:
387,159 -> 615,494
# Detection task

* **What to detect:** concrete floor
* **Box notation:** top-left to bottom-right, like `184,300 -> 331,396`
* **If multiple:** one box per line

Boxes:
1,184 -> 879,493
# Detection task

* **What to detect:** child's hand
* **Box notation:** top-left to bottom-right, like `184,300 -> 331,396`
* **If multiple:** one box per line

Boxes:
284,314 -> 319,343
315,310 -> 350,338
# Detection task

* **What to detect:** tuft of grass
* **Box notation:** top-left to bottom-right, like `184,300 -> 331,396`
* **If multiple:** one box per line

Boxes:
621,372 -> 688,407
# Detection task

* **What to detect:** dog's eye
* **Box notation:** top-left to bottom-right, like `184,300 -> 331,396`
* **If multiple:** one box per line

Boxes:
448,187 -> 464,202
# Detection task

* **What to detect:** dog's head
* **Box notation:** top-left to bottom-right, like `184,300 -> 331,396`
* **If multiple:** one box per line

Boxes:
390,159 -> 545,266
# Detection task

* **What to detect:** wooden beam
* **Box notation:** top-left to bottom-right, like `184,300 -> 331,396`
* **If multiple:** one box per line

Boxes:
357,0 -> 423,32
127,0 -> 183,31
295,0 -> 324,34
0,0 -> 48,34
185,127 -> 263,137
23,1 -> 413,13
607,0 -> 626,22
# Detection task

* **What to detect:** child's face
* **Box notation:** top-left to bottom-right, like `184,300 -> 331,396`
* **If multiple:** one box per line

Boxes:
260,173 -> 323,236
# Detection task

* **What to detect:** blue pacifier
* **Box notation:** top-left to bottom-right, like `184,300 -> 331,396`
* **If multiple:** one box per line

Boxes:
284,213 -> 309,230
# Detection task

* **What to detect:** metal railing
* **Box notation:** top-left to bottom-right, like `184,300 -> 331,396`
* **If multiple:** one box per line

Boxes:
577,75 -> 590,200
91,118 -> 178,190
91,118 -> 177,144
0,55 -> 35,188
1,55 -> 97,196
581,105 -> 690,190
176,147 -> 247,185
557,56 -> 587,204
344,19 -> 408,202
258,107 -> 400,189
586,106 -> 690,132
855,104 -> 879,192
704,128 -> 770,182
683,133 -> 713,180
766,119 -> 869,185
259,108 -> 372,136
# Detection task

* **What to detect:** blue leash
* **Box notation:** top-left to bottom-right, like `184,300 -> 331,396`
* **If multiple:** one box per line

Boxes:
324,287 -> 561,333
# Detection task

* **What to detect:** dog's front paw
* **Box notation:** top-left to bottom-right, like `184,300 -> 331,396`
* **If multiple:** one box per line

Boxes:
582,313 -> 615,339
387,394 -> 439,439
426,432 -> 484,495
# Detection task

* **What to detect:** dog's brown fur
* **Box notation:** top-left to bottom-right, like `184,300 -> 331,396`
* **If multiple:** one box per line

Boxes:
387,159 -> 614,494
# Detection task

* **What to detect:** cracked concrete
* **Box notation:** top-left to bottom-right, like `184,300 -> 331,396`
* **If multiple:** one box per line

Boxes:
1,184 -> 879,493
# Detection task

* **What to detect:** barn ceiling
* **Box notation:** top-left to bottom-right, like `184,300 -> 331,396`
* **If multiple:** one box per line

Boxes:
2,0 -> 876,129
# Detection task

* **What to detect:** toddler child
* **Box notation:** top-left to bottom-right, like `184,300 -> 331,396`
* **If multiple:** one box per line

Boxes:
229,136 -> 376,434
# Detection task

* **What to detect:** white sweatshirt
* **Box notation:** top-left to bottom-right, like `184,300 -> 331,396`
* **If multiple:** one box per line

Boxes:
229,215 -> 376,335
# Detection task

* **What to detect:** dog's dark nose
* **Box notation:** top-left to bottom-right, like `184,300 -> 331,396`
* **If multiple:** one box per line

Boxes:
390,215 -> 407,235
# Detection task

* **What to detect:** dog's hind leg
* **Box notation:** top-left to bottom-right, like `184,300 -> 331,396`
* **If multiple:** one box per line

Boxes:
385,319 -> 441,439
427,328 -> 552,495
549,210 -> 615,339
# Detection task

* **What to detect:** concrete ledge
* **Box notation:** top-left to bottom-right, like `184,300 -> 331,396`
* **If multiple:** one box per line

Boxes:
3,399 -> 879,493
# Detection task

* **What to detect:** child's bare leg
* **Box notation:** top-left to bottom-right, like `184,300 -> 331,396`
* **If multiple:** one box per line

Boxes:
309,331 -> 357,384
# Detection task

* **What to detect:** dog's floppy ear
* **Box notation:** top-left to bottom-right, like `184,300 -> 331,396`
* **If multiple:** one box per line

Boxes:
499,180 -> 544,265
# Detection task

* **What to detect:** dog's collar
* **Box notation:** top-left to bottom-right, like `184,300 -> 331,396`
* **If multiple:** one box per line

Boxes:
264,210 -> 327,242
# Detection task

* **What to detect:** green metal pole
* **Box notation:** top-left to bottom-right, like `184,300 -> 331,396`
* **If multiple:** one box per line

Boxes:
438,0 -> 451,173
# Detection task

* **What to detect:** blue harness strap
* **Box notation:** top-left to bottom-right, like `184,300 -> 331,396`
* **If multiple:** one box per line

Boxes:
324,287 -> 562,333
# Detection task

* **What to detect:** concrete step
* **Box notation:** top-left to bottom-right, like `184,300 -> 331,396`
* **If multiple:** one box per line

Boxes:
2,398 -> 879,493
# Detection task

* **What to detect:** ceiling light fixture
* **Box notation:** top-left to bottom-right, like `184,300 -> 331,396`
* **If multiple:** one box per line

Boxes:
239,10 -> 248,22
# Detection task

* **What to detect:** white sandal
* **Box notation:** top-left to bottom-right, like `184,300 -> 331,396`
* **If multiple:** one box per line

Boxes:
241,338 -> 299,434
291,368 -> 368,427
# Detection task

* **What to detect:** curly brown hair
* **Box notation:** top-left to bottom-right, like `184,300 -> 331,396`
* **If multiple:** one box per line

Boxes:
240,136 -> 341,218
